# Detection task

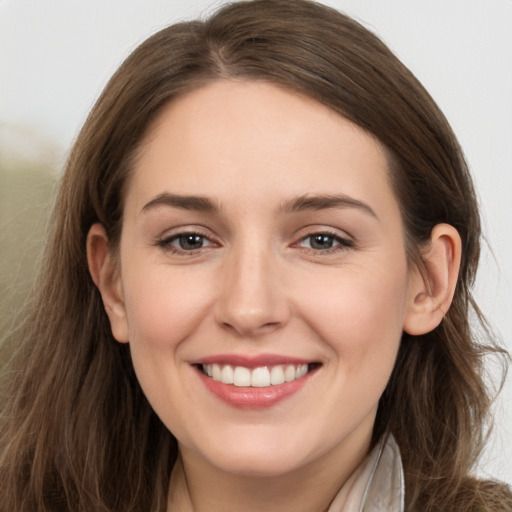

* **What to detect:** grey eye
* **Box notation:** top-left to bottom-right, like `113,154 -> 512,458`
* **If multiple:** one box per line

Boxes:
173,234 -> 206,250
297,233 -> 353,252
307,234 -> 336,250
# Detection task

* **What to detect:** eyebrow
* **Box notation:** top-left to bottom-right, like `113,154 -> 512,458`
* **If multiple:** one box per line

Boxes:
141,192 -> 377,219
141,193 -> 219,214
280,194 -> 377,218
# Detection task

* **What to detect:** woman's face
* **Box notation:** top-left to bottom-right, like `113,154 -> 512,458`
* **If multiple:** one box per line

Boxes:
110,80 -> 419,477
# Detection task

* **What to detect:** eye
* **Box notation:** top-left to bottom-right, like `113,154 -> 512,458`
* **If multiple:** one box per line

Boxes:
158,232 -> 216,252
298,232 -> 352,251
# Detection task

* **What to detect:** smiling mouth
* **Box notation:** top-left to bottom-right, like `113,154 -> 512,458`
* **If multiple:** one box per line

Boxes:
199,363 -> 321,388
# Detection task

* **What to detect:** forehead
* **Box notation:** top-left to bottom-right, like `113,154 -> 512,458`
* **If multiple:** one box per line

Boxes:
126,80 -> 399,222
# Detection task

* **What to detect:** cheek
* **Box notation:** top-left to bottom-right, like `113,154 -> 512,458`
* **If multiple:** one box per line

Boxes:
296,262 -> 409,373
119,264 -> 217,429
121,264 -> 215,351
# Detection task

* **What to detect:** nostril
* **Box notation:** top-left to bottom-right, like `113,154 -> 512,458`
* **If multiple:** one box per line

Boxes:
220,319 -> 283,337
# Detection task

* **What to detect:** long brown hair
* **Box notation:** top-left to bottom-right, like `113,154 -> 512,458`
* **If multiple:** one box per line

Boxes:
1,1 -> 510,510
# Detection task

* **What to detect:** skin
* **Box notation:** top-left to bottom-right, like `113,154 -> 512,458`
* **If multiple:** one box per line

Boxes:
88,80 -> 461,512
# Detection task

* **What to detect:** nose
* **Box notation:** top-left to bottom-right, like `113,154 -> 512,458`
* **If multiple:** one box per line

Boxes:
214,240 -> 290,337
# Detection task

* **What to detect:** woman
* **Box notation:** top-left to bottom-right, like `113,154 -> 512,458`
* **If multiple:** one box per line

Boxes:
0,0 -> 510,510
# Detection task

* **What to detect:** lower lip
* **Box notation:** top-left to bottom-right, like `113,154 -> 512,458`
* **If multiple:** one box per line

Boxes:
196,369 -> 311,409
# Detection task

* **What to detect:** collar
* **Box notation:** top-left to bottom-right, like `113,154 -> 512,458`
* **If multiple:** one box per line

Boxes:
327,434 -> 405,512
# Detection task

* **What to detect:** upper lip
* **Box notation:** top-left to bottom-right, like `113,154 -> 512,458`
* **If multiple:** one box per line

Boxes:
190,353 -> 316,368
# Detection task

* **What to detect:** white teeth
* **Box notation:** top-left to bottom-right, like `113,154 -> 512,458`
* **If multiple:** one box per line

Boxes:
233,366 -> 251,387
284,365 -> 296,382
220,365 -> 234,384
205,363 -> 311,387
297,364 -> 308,378
251,366 -> 271,387
270,365 -> 285,385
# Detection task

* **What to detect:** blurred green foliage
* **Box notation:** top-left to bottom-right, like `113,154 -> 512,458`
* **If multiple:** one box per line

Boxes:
0,154 -> 57,362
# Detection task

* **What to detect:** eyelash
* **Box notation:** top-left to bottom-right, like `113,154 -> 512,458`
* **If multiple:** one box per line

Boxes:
156,230 -> 353,255
156,231 -> 215,254
296,231 -> 354,254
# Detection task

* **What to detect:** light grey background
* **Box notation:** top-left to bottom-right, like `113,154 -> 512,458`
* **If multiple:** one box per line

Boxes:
1,0 -> 511,484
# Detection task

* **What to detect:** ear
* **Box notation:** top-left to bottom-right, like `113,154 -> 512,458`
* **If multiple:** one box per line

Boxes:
403,223 -> 462,336
87,223 -> 129,343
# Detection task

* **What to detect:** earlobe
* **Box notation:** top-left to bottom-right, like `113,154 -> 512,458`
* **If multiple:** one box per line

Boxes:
403,223 -> 462,336
87,223 -> 129,343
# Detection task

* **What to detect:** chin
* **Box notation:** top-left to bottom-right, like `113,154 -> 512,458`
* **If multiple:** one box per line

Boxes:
192,431 -> 316,478
208,452 -> 305,478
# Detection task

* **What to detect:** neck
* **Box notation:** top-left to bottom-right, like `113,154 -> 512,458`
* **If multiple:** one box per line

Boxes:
167,433 -> 372,512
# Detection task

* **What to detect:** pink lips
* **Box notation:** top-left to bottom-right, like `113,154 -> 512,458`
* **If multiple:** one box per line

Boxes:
192,353 -> 319,409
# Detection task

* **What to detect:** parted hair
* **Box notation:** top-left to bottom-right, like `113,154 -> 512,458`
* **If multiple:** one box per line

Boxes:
0,0 -> 510,510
